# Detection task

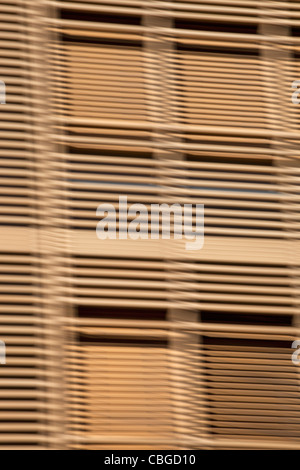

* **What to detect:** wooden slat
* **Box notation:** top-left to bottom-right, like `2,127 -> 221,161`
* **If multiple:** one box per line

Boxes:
1,0 -> 300,451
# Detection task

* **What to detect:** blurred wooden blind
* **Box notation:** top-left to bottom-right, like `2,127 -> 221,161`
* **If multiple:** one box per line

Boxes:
1,0 -> 300,449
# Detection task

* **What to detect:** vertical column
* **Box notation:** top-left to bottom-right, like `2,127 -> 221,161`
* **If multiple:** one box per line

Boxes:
25,0 -> 67,449
143,3 -> 209,448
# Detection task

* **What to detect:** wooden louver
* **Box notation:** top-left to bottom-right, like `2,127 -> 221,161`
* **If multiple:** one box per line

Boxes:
1,0 -> 300,450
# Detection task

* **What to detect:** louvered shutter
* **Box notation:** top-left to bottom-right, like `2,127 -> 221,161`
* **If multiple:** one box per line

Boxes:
2,0 -> 300,450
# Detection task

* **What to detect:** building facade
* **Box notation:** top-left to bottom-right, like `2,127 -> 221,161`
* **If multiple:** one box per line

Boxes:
1,0 -> 300,450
